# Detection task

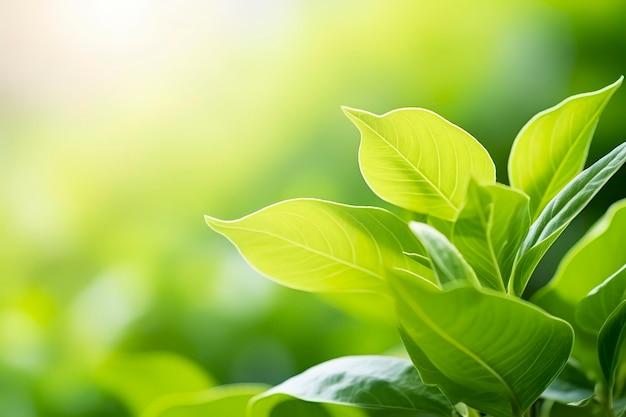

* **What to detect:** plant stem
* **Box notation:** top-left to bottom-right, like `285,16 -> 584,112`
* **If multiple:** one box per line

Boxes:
538,400 -> 553,417
598,383 -> 617,417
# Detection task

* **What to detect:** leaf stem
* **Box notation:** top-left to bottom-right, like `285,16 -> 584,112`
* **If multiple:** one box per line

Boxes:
466,408 -> 481,417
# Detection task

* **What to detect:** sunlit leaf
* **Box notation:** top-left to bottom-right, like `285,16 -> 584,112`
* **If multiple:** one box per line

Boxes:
142,384 -> 268,417
206,199 -> 432,295
575,264 -> 626,334
508,77 -> 622,219
452,180 -> 530,291
391,275 -> 573,417
510,143 -> 626,296
541,362 -> 595,406
598,300 -> 626,389
343,107 -> 495,221
409,222 -> 479,288
95,352 -> 214,416
249,355 -> 455,417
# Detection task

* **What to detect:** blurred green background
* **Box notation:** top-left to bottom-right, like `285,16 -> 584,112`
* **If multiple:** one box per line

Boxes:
1,1 -> 625,415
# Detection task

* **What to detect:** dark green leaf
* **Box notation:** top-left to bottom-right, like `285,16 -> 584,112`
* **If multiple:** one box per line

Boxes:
248,356 -> 455,417
598,300 -> 626,388
541,362 -> 595,406
532,200 -> 626,379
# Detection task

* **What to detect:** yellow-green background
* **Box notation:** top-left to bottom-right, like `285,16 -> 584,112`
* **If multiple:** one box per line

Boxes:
1,1 -> 625,415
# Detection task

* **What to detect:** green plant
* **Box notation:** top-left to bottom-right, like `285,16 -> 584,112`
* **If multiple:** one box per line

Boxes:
203,77 -> 626,417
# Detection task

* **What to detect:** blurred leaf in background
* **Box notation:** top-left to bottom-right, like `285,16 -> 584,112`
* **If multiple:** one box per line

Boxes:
0,0 -> 625,416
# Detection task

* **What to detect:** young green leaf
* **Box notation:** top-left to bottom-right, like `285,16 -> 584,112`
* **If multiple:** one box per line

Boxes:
452,180 -> 530,291
95,352 -> 214,416
508,77 -> 623,220
206,198 -> 433,295
532,199 -> 626,323
141,384 -> 268,417
598,300 -> 626,389
391,277 -> 573,417
343,107 -> 495,221
541,362 -> 595,406
248,355 -> 455,417
575,264 -> 626,335
409,222 -> 479,288
510,142 -> 626,296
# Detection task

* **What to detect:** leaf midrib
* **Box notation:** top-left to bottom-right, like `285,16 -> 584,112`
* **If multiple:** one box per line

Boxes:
213,223 -> 386,282
358,119 -> 458,212
530,92 -> 614,219
400,290 -> 521,415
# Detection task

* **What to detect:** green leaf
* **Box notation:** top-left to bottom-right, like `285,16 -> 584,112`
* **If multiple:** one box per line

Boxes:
510,142 -> 626,296
95,352 -> 214,416
266,400 -> 368,417
248,355 -> 455,417
532,199 -> 626,323
408,222 -> 479,288
206,198 -> 433,295
141,384 -> 268,417
343,107 -> 495,221
541,362 -> 595,406
508,77 -> 623,220
452,180 -> 530,291
391,275 -> 573,417
598,300 -> 626,388
575,264 -> 626,334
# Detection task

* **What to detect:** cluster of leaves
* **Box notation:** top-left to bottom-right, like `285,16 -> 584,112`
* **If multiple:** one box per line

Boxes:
204,78 -> 626,417
98,78 -> 626,417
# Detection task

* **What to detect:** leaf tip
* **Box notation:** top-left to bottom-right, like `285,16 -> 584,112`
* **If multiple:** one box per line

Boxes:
204,214 -> 224,230
341,106 -> 376,126
611,74 -> 624,89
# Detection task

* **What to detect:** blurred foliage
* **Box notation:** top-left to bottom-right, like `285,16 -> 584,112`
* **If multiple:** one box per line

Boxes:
0,1 -> 625,416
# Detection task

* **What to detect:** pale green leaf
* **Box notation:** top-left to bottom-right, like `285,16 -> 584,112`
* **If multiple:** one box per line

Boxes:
343,107 -> 495,221
541,362 -> 595,406
598,300 -> 626,388
409,222 -> 479,288
141,384 -> 268,417
391,275 -> 573,417
248,355 -> 455,417
575,264 -> 626,334
510,142 -> 626,296
508,77 -> 623,219
95,352 -> 214,416
206,198 -> 433,294
452,180 -> 530,291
